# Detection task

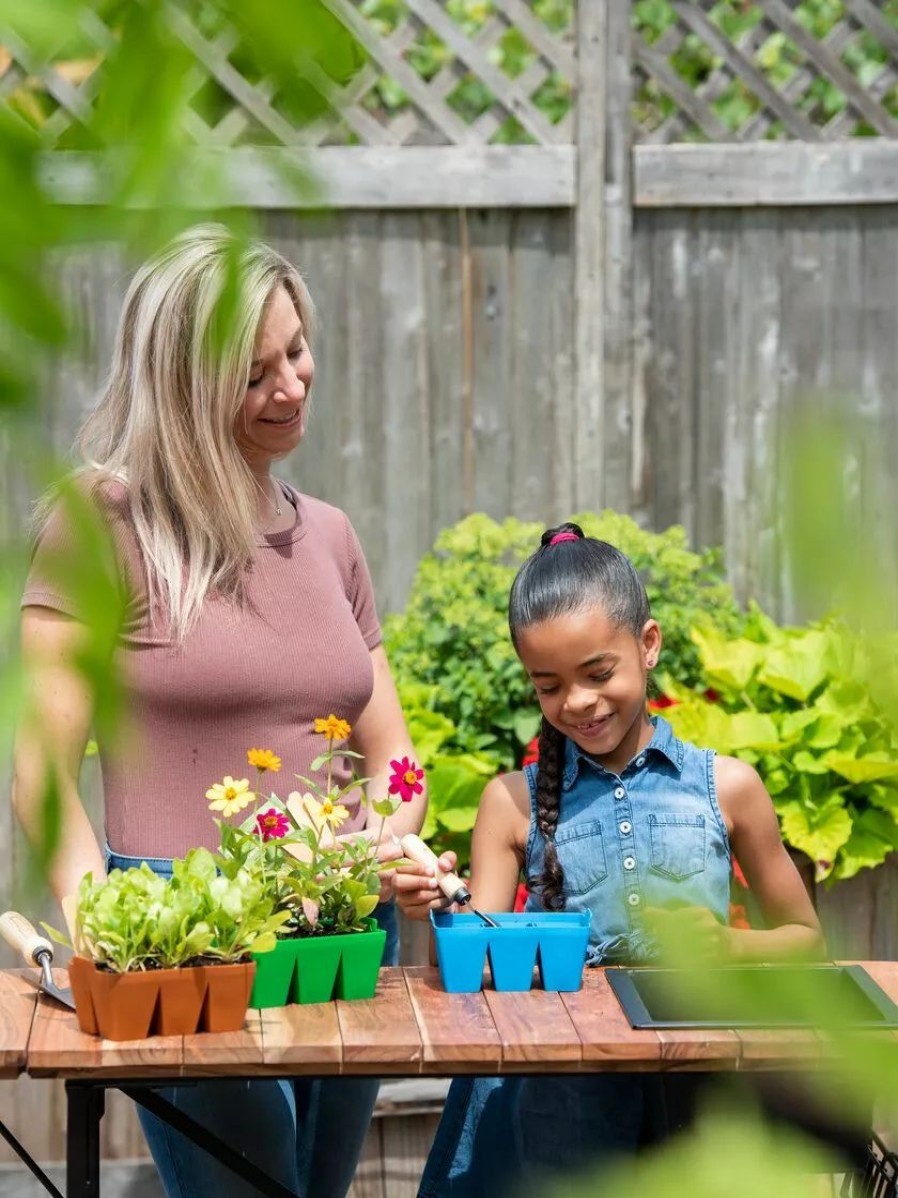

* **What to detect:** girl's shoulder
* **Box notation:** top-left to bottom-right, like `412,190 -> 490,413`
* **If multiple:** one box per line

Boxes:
478,770 -> 532,848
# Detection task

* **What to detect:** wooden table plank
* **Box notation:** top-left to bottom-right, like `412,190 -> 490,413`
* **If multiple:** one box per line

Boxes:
484,987 -> 582,1071
336,968 -> 422,1074
734,1027 -> 824,1069
561,969 -> 662,1071
258,1001 -> 343,1072
809,961 -> 898,1069
27,972 -> 184,1079
656,1027 -> 741,1070
404,966 -> 501,1074
182,1009 -> 264,1075
0,972 -> 38,1078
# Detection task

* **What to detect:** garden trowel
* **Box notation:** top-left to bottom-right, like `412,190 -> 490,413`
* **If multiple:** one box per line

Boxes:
0,910 -> 76,1010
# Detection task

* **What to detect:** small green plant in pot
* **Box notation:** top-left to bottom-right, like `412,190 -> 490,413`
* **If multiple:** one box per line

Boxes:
59,847 -> 285,1040
208,715 -> 422,1007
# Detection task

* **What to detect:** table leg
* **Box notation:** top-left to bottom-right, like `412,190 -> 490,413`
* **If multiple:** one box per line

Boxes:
123,1087 -> 301,1198
65,1082 -> 105,1198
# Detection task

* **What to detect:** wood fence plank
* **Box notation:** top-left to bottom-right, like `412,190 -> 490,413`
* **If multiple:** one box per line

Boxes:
573,0 -> 606,510
634,142 -> 898,208
483,987 -> 581,1070
403,965 -> 501,1073
560,969 -> 662,1070
378,1113 -> 443,1198
258,1002 -> 343,1072
337,969 -> 422,1073
0,972 -> 37,1078
469,210 -> 513,518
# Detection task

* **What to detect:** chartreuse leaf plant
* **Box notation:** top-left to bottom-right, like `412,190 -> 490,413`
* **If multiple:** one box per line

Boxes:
209,716 -> 422,937
661,608 -> 898,883
53,848 -> 287,973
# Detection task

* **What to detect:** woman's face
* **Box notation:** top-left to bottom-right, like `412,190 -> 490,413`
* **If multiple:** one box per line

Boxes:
235,284 -> 314,470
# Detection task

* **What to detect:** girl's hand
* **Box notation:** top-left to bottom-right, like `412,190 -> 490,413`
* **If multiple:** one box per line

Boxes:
643,904 -> 732,966
392,849 -> 460,921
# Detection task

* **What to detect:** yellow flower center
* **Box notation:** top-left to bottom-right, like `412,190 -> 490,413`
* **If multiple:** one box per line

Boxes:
225,787 -> 237,801
403,770 -> 418,786
321,800 -> 334,815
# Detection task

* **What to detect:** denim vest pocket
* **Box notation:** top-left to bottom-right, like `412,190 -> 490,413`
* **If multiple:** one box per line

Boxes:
554,820 -> 608,896
649,814 -> 706,881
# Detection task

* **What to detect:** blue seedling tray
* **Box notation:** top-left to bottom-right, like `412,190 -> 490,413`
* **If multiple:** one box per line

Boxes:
430,910 -> 591,994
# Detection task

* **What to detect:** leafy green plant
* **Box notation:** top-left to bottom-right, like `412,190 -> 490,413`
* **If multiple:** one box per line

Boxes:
64,849 -> 287,973
399,681 -> 499,867
384,511 -> 743,770
662,611 -> 898,882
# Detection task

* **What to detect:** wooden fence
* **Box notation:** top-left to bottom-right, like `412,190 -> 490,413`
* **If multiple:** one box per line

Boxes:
3,1 -> 898,1187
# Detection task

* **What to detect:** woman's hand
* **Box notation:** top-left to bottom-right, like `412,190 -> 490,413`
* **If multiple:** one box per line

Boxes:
643,904 -> 732,966
392,849 -> 460,921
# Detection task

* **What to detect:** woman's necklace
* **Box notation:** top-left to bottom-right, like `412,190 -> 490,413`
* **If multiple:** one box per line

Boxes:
251,475 -> 282,524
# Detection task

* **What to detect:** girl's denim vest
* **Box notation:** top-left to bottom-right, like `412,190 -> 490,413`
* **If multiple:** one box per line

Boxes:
418,716 -> 732,1198
524,714 -> 731,961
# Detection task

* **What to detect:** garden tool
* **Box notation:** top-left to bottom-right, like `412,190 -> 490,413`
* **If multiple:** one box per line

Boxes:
399,834 -> 500,928
0,911 -> 75,1010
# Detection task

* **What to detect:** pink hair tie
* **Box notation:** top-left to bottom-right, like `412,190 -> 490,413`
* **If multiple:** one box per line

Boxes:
549,532 -> 579,545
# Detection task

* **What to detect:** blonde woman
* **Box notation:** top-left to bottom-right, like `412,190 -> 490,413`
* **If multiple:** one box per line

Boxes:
13,224 -> 426,1198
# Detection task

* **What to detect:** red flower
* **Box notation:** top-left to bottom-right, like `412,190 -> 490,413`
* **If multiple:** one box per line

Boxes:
256,807 -> 290,842
729,903 -> 751,930
521,737 -> 540,767
648,694 -> 678,711
513,883 -> 529,913
388,756 -> 425,802
731,857 -> 749,890
703,688 -> 720,704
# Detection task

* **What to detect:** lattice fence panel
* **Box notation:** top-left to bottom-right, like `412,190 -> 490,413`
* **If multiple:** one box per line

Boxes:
633,0 -> 898,143
0,0 -> 576,149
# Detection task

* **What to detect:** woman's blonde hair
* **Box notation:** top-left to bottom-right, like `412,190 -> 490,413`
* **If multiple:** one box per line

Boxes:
75,222 -> 315,640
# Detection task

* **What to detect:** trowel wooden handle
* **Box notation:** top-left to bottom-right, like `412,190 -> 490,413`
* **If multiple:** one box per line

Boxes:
399,834 -> 471,904
0,911 -> 54,966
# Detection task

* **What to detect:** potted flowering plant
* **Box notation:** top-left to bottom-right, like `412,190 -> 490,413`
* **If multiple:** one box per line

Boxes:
204,715 -> 424,1007
59,848 -> 287,1040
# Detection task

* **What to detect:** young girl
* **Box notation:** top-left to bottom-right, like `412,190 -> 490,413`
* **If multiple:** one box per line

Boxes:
394,522 -> 823,1198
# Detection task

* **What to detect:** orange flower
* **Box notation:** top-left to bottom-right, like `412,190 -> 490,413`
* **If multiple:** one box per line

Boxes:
247,748 -> 282,773
313,714 -> 352,742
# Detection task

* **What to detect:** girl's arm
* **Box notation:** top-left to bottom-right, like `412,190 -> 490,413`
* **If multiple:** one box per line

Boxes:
392,770 -> 530,920
716,755 -> 824,962
11,608 -> 106,904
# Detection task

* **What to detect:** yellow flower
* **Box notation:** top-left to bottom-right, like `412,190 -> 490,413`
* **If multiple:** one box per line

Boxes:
313,714 -> 352,742
206,776 -> 254,818
247,748 -> 282,773
302,792 -> 350,831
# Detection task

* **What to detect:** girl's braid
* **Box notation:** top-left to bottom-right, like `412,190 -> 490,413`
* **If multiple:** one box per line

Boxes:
533,715 -> 565,911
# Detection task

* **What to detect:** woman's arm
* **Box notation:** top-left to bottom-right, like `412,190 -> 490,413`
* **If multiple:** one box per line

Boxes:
12,608 -> 106,904
349,645 -> 426,841
717,755 -> 824,962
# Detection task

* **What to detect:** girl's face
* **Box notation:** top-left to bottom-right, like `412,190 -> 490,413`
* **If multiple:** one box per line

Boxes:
516,608 -> 661,767
235,284 -> 314,472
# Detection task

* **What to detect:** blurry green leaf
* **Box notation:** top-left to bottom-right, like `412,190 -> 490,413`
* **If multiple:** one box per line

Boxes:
778,798 -> 852,875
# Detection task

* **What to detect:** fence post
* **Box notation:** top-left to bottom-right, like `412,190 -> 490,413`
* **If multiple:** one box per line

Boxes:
573,1 -> 634,514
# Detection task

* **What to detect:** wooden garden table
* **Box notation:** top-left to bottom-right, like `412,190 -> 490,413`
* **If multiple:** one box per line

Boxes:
9,961 -> 898,1198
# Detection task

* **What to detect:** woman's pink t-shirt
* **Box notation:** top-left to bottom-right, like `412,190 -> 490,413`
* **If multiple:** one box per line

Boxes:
22,481 -> 381,858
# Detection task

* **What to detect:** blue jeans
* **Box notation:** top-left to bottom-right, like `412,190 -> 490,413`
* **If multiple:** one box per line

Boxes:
106,848 -> 400,1198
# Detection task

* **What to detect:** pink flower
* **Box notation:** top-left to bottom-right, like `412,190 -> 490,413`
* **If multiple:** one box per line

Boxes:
256,807 -> 290,841
388,756 -> 425,803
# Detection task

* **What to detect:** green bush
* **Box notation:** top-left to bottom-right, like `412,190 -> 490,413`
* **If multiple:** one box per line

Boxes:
662,612 -> 898,882
384,511 -> 743,772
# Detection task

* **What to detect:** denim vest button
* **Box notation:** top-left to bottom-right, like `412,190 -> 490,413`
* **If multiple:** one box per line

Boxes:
613,786 -> 625,799
623,856 -> 636,870
635,756 -> 645,767
627,892 -> 641,906
619,821 -> 632,835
